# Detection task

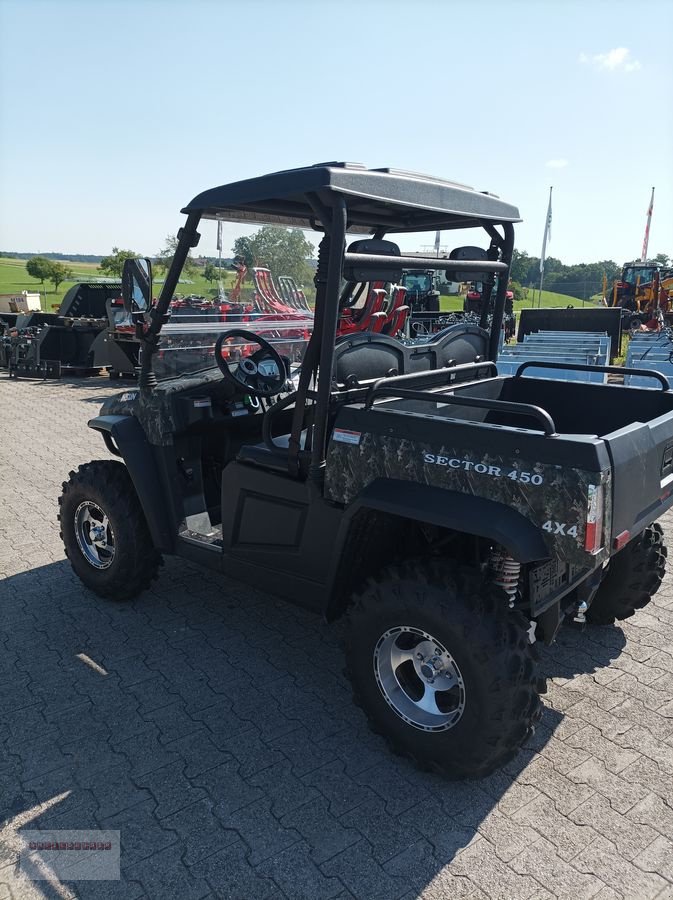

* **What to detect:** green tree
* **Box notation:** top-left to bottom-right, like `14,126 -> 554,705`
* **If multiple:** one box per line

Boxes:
49,261 -> 73,293
203,262 -> 219,283
509,249 -> 530,285
232,226 -> 315,285
100,247 -> 139,278
155,234 -> 197,277
25,255 -> 53,286
653,253 -> 670,267
231,237 -> 255,268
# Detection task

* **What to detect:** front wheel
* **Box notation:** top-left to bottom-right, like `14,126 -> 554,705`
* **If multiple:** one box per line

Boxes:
58,460 -> 162,601
343,560 -> 541,778
587,524 -> 666,625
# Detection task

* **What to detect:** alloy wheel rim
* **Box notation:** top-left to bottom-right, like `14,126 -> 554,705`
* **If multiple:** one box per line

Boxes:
74,501 -> 115,570
373,626 -> 466,732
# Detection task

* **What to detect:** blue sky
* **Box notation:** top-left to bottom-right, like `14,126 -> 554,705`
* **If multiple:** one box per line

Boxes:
1,0 -> 671,264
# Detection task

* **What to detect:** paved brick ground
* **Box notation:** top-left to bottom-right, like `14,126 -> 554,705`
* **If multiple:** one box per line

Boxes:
2,375 -> 673,900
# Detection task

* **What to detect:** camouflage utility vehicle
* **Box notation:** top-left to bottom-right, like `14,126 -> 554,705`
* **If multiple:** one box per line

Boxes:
60,163 -> 669,777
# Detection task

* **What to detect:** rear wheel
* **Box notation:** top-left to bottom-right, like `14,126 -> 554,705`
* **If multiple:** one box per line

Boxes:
587,524 -> 666,625
343,560 -> 541,778
58,460 -> 161,601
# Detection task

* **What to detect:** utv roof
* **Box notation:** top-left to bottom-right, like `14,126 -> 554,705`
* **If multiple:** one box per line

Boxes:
182,162 -> 521,233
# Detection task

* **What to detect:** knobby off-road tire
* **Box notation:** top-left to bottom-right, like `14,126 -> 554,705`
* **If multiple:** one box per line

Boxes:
343,560 -> 542,778
59,460 -> 161,601
587,523 -> 667,625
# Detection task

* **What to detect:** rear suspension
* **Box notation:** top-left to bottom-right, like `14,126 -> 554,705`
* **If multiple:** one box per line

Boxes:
488,548 -> 521,608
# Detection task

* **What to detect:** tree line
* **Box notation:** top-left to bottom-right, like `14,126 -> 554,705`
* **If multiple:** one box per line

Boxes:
20,231 -> 672,301
89,227 -> 316,288
510,249 -> 671,299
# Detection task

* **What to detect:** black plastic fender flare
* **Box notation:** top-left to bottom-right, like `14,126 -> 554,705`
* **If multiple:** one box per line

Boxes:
324,478 -> 551,619
348,479 -> 549,561
87,415 -> 176,552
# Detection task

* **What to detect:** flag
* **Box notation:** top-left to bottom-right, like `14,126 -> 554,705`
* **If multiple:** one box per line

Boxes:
540,187 -> 552,274
641,187 -> 654,262
216,220 -> 223,252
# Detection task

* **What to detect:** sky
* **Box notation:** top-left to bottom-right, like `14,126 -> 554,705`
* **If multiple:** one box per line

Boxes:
1,0 -> 671,265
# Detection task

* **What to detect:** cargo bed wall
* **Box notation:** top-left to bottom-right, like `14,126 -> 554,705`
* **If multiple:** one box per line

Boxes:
325,404 -> 611,569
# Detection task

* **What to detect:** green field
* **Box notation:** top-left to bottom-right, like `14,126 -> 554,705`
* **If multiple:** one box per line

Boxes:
2,255 -> 596,316
0,257 -> 240,312
439,287 -> 596,313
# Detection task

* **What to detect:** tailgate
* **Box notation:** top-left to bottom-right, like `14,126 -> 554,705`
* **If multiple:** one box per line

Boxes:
604,412 -> 673,548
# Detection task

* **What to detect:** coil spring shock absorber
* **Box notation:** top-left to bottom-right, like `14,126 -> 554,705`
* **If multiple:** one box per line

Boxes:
489,548 -> 521,608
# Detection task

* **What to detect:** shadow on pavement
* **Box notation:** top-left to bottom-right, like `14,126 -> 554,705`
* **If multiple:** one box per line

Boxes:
1,556 -> 631,899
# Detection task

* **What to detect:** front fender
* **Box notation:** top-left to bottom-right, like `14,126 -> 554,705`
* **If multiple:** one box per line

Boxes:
88,415 -> 176,552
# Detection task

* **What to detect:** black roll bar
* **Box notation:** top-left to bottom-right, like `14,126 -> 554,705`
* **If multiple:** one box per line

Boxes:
363,387 -> 558,436
368,361 -> 498,395
342,253 -> 508,274
515,360 -> 670,391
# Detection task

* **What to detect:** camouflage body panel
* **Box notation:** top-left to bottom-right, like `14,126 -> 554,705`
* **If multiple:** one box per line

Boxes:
325,430 -> 611,570
100,367 -> 226,446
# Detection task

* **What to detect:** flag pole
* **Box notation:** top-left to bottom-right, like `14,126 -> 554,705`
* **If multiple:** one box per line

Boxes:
640,187 -> 655,262
217,220 -> 224,299
539,186 -> 553,307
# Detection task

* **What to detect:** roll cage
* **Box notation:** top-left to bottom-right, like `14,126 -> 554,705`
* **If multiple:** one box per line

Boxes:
139,162 -> 519,484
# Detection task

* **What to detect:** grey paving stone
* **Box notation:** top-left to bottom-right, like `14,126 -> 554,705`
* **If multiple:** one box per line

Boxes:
219,727 -> 287,779
383,839 -> 442,892
280,797 -> 361,865
398,799 -> 475,861
127,675 -> 182,714
113,728 -> 182,777
353,762 -> 431,816
271,725 -> 338,776
518,758 -> 596,815
162,798 -> 239,866
134,762 -> 207,820
476,809 -> 542,863
165,729 -> 232,779
215,797 -> 300,866
627,793 -> 673,837
509,836 -> 600,900
512,792 -> 598,861
321,840 -> 410,900
573,835 -> 668,898
144,701 -> 202,744
564,724 -> 641,774
127,842 -> 210,900
451,837 -> 546,899
301,760 -> 377,818
340,797 -> 423,864
190,840 -> 279,899
633,834 -> 673,882
257,841 -> 345,899
76,763 -> 152,820
102,798 -> 178,865
190,700 -> 256,741
193,760 -> 263,817
247,759 -> 320,818
570,792 -> 659,860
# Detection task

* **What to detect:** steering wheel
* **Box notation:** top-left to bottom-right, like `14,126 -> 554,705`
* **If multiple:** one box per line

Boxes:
215,329 -> 288,397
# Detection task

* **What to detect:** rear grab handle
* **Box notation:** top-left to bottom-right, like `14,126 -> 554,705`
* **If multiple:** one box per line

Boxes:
364,387 -> 558,436
514,360 -> 670,391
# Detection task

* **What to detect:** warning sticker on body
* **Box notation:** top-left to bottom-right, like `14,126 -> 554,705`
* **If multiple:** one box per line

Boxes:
332,429 -> 362,445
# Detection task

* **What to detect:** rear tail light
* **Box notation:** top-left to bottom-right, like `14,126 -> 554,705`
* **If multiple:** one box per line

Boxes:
585,484 -> 604,554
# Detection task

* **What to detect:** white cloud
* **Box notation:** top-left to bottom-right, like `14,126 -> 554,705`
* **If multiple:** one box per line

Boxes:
579,47 -> 641,72
545,159 -> 569,169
